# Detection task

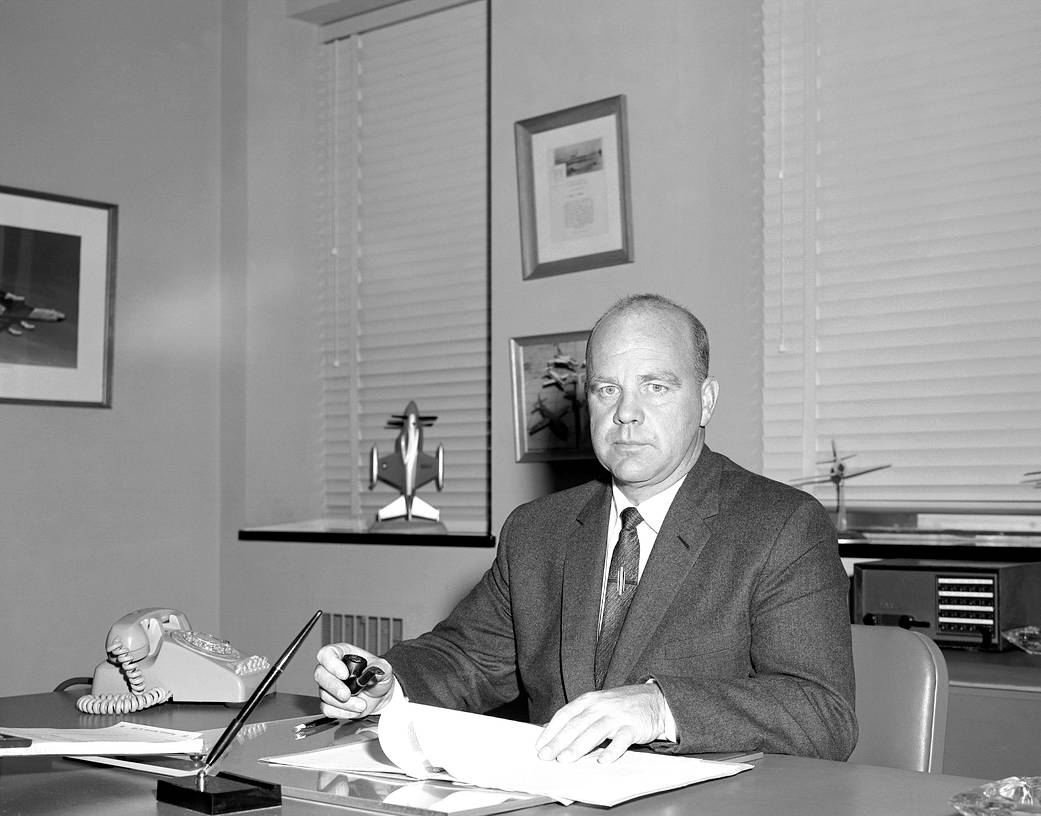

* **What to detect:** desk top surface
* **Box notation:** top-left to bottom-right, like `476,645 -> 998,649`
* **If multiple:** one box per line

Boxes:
943,647 -> 1041,692
1,691 -> 987,816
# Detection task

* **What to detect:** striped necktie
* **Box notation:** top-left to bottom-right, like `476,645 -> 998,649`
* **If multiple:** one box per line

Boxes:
594,506 -> 643,689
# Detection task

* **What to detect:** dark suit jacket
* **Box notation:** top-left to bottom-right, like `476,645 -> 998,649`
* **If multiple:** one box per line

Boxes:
387,447 -> 858,760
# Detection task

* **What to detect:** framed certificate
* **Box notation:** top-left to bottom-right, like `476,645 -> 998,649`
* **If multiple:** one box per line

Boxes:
514,95 -> 633,280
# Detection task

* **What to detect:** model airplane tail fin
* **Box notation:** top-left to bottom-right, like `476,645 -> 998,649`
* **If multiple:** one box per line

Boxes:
376,494 -> 440,523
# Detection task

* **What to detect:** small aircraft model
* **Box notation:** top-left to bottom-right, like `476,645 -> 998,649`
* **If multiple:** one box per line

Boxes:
369,401 -> 444,524
0,290 -> 65,337
791,440 -> 891,531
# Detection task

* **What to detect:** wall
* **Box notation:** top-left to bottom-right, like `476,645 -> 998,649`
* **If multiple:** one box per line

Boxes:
0,0 -> 223,694
490,0 -> 764,529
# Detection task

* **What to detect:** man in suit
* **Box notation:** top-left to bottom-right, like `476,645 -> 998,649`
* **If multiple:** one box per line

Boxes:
314,293 -> 857,762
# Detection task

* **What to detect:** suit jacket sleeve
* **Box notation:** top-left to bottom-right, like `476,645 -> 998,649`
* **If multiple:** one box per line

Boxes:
382,509 -> 524,715
650,497 -> 857,760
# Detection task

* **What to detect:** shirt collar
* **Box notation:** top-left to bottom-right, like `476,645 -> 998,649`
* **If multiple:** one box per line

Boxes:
610,476 -> 687,535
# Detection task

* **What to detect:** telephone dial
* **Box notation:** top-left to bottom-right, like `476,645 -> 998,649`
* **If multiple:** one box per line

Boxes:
77,608 -> 272,714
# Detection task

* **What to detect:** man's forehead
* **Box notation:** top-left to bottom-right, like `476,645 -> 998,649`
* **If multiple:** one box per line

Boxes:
589,311 -> 694,361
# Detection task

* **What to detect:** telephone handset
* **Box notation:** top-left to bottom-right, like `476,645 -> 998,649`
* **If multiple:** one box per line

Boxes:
77,608 -> 272,714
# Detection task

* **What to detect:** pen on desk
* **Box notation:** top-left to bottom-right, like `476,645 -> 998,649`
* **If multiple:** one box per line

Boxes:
294,719 -> 340,740
198,609 -> 323,778
293,716 -> 337,733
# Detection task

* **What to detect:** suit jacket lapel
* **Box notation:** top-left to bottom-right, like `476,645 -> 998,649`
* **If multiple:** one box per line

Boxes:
601,449 -> 723,689
560,483 -> 611,702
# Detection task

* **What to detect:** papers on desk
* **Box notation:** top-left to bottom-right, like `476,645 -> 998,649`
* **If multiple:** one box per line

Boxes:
0,722 -> 203,757
261,702 -> 752,807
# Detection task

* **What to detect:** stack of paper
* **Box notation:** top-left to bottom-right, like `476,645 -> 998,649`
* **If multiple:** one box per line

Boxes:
0,722 -> 203,757
262,702 -> 752,807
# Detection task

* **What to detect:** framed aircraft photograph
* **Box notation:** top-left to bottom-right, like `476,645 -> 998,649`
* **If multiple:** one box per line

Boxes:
514,95 -> 633,280
0,185 -> 117,407
509,331 -> 595,462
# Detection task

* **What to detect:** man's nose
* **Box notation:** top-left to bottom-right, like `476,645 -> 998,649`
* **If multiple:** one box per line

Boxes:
613,390 -> 643,424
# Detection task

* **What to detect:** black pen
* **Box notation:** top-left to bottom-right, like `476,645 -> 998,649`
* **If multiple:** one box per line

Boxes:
293,716 -> 337,733
198,610 -> 323,778
294,719 -> 339,740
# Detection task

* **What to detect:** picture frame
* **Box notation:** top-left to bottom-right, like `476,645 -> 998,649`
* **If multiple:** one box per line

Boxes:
0,185 -> 117,407
510,331 -> 595,462
514,95 -> 633,280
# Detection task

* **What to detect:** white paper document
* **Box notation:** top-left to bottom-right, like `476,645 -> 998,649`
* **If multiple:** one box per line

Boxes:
0,722 -> 203,757
262,702 -> 752,807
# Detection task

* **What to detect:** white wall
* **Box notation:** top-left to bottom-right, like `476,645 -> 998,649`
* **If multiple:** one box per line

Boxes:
0,0 -> 223,694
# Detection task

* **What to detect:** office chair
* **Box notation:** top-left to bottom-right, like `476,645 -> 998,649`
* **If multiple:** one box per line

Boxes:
847,623 -> 949,773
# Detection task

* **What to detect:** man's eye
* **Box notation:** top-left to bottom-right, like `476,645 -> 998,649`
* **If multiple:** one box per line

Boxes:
648,383 -> 668,394
597,385 -> 619,397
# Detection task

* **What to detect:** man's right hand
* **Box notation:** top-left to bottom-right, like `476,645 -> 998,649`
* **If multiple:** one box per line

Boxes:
314,643 -> 395,719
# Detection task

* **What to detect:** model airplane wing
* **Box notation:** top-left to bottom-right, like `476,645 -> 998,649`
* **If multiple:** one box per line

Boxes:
374,453 -> 406,490
414,450 -> 440,488
841,466 -> 891,478
790,474 -> 835,486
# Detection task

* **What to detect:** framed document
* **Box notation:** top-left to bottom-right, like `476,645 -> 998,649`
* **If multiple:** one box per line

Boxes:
514,95 -> 633,280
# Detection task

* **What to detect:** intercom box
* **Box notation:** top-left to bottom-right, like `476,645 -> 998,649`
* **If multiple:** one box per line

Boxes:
853,559 -> 1041,651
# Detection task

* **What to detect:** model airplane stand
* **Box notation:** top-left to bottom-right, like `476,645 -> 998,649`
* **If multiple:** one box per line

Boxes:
369,516 -> 447,534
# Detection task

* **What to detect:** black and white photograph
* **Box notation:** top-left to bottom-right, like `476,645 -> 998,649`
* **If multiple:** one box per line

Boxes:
0,186 -> 116,406
1,2 -> 1038,814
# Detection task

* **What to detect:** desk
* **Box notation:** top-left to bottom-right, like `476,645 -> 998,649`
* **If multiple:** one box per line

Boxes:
1,691 -> 986,816
943,648 -> 1041,779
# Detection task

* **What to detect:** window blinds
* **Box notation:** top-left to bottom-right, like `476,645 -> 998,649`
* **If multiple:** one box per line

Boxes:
763,0 -> 1041,508
317,1 -> 489,532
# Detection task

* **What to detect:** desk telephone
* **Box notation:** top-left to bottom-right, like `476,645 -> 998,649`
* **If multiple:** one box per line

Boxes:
77,608 -> 272,714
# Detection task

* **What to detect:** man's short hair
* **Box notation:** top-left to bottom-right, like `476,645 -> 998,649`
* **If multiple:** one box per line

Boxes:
586,293 -> 710,381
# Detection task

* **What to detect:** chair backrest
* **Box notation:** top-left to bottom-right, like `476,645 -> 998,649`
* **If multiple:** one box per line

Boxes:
848,624 -> 949,773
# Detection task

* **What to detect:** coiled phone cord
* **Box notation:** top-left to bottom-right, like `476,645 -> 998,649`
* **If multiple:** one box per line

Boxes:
75,636 -> 173,714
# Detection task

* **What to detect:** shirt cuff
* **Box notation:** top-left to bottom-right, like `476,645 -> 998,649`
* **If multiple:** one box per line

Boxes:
370,676 -> 408,715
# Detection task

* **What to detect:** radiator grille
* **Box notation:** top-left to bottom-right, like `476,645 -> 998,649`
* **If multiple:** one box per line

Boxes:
321,612 -> 403,655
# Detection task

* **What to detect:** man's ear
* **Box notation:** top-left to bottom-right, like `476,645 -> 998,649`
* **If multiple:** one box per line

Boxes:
700,376 -> 719,427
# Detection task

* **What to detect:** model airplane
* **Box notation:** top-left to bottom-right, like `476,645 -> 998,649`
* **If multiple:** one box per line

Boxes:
0,290 -> 65,336
791,440 -> 891,531
369,401 -> 444,523
1023,471 -> 1041,489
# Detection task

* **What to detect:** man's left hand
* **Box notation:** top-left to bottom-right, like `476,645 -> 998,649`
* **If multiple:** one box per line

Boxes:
534,683 -> 665,764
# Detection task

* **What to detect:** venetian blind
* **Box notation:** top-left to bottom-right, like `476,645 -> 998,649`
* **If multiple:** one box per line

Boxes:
763,0 -> 1041,508
317,1 -> 489,532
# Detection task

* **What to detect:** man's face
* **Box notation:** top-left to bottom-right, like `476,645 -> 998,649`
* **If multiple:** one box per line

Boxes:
586,308 -> 717,502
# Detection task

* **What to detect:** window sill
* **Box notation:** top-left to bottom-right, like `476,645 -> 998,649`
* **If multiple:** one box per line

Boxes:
238,519 -> 494,548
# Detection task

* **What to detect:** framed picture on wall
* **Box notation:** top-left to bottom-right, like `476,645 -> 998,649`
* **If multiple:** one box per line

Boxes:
0,186 -> 117,407
514,95 -> 633,280
510,331 -> 595,462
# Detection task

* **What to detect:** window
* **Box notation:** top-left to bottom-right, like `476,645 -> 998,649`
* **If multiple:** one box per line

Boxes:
762,0 -> 1041,509
316,1 -> 489,532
